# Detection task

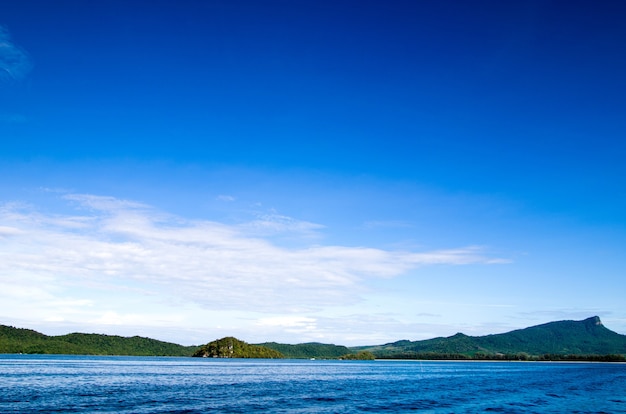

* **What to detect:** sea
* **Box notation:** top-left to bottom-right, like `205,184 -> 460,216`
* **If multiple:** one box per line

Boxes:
0,355 -> 625,413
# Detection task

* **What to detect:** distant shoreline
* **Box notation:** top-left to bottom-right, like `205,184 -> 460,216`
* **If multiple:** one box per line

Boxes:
377,358 -> 626,364
2,316 -> 625,361
2,354 -> 626,364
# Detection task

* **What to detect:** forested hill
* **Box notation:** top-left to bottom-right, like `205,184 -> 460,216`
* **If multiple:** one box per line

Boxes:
193,337 -> 283,358
355,316 -> 626,359
0,325 -> 199,356
256,342 -> 352,359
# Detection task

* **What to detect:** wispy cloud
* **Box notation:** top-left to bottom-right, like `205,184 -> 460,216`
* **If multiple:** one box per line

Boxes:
0,25 -> 32,82
239,211 -> 325,238
517,309 -> 608,323
257,316 -> 318,334
0,225 -> 23,237
249,313 -> 497,345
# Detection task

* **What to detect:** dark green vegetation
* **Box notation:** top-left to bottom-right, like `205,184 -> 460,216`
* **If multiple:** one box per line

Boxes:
340,351 -> 376,360
0,325 -> 198,356
257,342 -> 375,360
354,316 -> 626,361
193,337 -> 283,358
257,342 -> 351,359
1,317 -> 625,360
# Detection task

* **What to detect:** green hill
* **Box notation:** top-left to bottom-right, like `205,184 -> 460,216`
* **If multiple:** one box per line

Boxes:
0,325 -> 199,356
355,316 -> 626,360
256,342 -> 351,359
193,337 -> 283,358
55,333 -> 199,356
474,316 -> 626,355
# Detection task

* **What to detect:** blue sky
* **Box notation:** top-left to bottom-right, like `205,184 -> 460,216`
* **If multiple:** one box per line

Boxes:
1,0 -> 625,346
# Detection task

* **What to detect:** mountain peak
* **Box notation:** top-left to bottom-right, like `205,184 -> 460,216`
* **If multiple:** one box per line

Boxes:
589,316 -> 602,326
582,316 -> 603,328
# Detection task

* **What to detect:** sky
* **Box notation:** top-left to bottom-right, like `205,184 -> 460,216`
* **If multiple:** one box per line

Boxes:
1,0 -> 625,346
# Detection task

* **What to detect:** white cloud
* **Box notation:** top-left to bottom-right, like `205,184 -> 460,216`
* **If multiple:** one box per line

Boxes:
0,226 -> 23,237
0,193 -> 507,340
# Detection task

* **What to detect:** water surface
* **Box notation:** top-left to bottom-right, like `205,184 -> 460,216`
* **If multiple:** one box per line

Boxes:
1,355 -> 625,413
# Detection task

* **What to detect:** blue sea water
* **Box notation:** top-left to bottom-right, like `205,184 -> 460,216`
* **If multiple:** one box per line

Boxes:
0,355 -> 625,413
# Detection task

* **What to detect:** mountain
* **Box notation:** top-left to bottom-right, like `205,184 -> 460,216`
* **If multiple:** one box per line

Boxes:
193,337 -> 283,358
355,316 -> 626,359
0,325 -> 198,356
